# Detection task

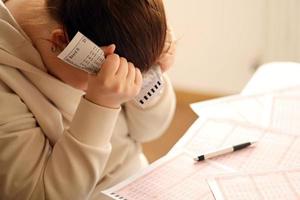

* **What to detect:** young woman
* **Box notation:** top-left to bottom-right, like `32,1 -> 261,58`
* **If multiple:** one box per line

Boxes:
0,0 -> 176,199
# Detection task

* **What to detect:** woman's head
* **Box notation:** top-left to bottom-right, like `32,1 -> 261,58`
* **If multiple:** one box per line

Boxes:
46,0 -> 167,72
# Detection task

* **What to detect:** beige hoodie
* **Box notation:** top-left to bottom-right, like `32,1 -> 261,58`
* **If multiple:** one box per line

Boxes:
0,1 -> 176,199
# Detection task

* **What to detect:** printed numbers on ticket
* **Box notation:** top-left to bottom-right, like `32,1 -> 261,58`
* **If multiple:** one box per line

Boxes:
58,32 -> 105,74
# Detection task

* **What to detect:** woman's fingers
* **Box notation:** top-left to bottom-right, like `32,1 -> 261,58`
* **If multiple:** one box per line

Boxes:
100,54 -> 120,77
126,62 -> 136,85
115,57 -> 129,78
134,68 -> 142,87
100,44 -> 116,56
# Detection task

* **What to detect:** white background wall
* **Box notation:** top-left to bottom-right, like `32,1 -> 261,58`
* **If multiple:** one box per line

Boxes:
264,0 -> 300,63
164,0 -> 300,95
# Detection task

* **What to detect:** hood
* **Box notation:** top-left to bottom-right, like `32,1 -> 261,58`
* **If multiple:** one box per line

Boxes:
0,1 -> 84,144
0,0 -> 46,71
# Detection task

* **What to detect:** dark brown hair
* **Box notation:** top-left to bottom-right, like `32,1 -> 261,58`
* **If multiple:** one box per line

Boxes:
46,0 -> 167,72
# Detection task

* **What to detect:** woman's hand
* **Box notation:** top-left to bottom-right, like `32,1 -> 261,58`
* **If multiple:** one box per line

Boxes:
85,45 -> 143,109
157,27 -> 176,72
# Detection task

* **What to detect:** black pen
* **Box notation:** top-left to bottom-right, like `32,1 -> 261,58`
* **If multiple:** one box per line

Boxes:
194,141 -> 257,162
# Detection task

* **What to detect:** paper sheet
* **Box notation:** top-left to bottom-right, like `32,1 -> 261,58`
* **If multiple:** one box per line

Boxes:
208,169 -> 300,200
190,87 -> 300,135
171,118 -> 300,172
190,93 -> 273,127
102,152 -> 226,200
269,96 -> 300,136
58,32 -> 105,74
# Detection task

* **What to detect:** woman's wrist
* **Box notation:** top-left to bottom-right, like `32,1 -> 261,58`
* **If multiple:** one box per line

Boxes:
85,93 -> 121,109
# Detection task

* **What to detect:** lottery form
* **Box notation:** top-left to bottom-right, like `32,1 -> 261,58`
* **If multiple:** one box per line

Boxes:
58,32 -> 105,74
208,169 -> 300,200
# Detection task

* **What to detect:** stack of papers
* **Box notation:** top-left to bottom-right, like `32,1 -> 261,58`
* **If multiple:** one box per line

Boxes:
102,86 -> 300,199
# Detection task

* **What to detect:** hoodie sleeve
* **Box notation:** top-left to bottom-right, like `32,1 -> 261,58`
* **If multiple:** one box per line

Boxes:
0,85 -> 120,199
124,74 -> 176,143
